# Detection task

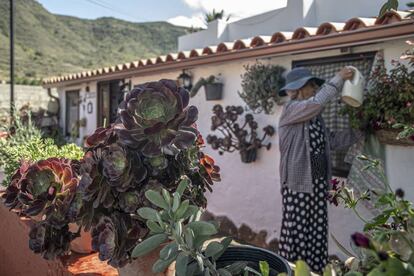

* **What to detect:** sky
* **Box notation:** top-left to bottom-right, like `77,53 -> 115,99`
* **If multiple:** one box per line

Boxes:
36,0 -> 287,28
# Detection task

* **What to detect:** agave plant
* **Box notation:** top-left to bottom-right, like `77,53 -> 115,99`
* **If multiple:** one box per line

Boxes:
116,79 -> 199,157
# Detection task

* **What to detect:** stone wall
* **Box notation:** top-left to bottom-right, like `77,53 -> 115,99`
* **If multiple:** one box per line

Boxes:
0,84 -> 57,118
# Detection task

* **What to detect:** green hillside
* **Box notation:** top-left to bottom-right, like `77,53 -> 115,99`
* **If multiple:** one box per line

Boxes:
0,0 -> 189,82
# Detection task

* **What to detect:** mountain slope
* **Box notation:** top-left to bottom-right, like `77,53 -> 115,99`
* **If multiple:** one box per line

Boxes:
0,0 -> 188,81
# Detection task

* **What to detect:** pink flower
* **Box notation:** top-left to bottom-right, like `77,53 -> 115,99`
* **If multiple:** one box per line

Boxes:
407,102 -> 412,108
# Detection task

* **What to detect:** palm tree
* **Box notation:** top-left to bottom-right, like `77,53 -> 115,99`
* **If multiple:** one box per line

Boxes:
203,9 -> 230,26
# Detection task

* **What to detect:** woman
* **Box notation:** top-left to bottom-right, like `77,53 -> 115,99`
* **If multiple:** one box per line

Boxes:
278,67 -> 359,272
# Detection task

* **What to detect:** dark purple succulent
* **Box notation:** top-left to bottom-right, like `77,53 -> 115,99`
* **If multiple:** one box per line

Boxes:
91,213 -> 148,267
3,160 -> 31,210
79,125 -> 147,212
4,158 -> 79,221
116,79 -> 199,157
118,190 -> 142,213
29,221 -> 78,260
98,143 -> 146,192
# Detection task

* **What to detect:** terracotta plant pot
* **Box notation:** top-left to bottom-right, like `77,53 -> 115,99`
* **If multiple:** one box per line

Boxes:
117,245 -> 164,276
69,223 -> 93,254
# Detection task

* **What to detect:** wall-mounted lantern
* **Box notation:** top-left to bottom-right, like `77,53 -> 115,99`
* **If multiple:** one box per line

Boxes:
178,69 -> 193,91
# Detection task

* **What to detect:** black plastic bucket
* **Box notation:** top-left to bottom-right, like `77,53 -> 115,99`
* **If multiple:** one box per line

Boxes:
215,245 -> 292,276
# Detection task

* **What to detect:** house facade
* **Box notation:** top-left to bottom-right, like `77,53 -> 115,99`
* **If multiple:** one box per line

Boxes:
43,1 -> 414,258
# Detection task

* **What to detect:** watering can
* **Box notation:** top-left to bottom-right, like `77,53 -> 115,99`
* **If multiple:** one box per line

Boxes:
341,66 -> 364,107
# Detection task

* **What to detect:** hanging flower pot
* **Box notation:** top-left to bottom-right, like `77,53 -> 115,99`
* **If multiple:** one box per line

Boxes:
191,75 -> 223,101
375,128 -> 414,146
204,83 -> 223,101
240,147 -> 257,163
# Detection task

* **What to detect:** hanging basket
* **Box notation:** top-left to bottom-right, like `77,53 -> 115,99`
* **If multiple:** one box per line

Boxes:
204,83 -> 223,101
375,128 -> 414,146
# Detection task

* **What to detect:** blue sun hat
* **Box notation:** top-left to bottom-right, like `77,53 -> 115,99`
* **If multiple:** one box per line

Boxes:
279,67 -> 325,96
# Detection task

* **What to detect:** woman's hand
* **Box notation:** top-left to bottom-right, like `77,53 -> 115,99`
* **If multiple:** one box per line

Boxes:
338,67 -> 354,80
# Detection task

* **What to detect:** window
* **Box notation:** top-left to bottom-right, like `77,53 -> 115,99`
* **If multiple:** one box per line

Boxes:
292,52 -> 376,177
65,90 -> 80,137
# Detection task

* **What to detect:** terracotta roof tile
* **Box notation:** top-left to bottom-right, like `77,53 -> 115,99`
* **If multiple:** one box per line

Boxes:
190,49 -> 203,57
270,31 -> 293,43
232,39 -> 250,50
375,10 -> 410,25
177,51 -> 191,59
344,17 -> 376,30
43,11 -> 412,85
156,56 -> 167,64
166,53 -> 178,61
292,27 -> 318,39
316,22 -> 346,35
250,36 -> 271,47
202,46 -> 217,55
217,42 -> 234,52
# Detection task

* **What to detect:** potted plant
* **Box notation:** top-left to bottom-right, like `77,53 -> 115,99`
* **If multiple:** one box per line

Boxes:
341,53 -> 414,146
131,178 -> 292,276
2,80 -> 221,274
206,105 -> 275,163
239,63 -> 286,114
191,75 -> 223,101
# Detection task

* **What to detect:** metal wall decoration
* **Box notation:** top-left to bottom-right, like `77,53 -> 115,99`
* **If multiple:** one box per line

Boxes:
206,104 -> 275,163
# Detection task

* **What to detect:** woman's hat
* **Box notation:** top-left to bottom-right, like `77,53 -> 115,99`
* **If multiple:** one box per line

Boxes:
279,67 -> 325,96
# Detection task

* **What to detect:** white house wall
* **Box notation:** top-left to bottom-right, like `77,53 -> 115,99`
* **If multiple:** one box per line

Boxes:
57,38 -> 414,259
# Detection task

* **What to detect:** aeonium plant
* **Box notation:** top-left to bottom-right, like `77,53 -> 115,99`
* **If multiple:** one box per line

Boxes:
79,79 -> 221,267
2,79 -> 221,268
2,157 -> 82,259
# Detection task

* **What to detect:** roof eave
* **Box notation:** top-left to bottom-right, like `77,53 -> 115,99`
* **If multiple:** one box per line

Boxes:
43,21 -> 414,89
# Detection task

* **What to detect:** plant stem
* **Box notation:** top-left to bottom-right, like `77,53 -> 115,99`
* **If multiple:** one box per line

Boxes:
353,208 -> 369,224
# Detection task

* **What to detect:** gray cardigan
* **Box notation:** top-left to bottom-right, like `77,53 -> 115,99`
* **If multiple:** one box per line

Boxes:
278,75 -> 361,193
